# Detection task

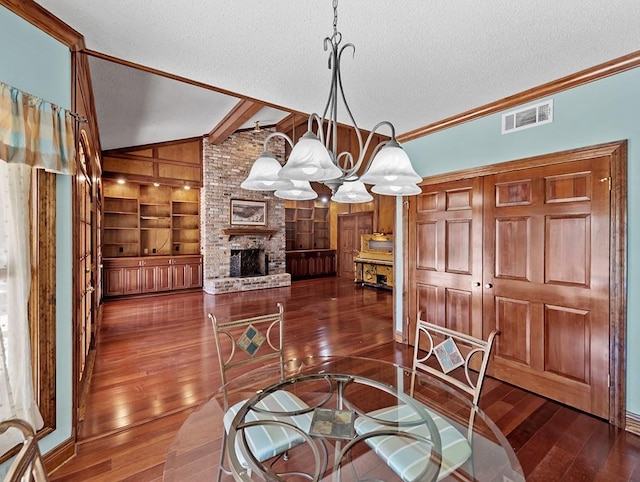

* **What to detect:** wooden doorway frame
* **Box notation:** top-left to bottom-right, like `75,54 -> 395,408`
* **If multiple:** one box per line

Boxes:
337,211 -> 374,278
403,141 -> 627,426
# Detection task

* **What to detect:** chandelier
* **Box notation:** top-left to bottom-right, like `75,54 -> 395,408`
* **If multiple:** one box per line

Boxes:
241,0 -> 422,203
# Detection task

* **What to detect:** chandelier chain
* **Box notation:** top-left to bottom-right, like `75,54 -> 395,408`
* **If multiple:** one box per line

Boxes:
333,0 -> 338,38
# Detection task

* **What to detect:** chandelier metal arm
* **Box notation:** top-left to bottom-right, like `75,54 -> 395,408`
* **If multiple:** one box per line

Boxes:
262,131 -> 294,152
338,120 -> 396,179
306,113 -> 327,145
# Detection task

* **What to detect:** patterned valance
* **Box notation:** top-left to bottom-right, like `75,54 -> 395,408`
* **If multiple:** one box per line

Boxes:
0,82 -> 76,175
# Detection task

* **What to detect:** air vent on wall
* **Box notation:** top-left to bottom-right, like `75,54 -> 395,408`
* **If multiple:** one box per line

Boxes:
502,99 -> 553,134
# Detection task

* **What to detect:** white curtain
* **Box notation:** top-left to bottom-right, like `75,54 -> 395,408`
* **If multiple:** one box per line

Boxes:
0,159 -> 43,455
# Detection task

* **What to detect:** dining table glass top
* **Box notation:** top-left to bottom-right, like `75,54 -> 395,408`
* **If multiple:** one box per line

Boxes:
163,355 -> 524,482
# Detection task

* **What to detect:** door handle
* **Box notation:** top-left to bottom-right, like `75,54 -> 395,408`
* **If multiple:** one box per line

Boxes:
485,283 -> 493,289
473,282 -> 481,287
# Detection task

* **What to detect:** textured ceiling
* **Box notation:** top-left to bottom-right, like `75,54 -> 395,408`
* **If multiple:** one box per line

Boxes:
34,0 -> 640,150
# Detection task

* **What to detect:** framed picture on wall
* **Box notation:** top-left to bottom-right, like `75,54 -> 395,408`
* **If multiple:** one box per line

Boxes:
230,199 -> 267,226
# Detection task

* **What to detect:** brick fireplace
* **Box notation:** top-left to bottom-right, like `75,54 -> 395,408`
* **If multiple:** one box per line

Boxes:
201,129 -> 291,294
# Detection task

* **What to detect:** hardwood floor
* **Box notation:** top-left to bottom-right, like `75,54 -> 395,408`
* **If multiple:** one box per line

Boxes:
48,277 -> 640,481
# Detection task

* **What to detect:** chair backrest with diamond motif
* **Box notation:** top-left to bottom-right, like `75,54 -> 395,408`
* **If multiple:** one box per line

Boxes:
413,311 -> 499,407
209,303 -> 285,410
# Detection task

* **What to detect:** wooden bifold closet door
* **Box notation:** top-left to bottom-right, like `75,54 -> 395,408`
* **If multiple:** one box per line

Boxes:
409,150 -> 612,419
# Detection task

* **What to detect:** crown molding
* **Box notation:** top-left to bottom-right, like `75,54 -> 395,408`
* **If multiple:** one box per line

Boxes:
398,50 -> 640,143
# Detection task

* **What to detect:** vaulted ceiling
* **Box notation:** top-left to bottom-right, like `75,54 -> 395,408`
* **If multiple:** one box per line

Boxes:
34,0 -> 640,151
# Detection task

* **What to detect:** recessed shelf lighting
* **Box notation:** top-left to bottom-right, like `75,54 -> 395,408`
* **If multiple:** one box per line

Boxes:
117,179 -> 125,185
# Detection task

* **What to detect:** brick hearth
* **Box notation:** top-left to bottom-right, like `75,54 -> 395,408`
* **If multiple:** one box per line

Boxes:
203,273 -> 291,294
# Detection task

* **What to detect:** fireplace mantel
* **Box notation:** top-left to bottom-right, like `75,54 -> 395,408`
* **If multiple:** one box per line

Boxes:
222,227 -> 278,238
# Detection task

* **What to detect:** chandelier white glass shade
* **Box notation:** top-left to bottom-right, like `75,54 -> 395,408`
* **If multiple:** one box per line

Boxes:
274,179 -> 318,201
278,131 -> 343,181
239,151 -> 292,191
331,180 -> 373,203
241,0 -> 422,203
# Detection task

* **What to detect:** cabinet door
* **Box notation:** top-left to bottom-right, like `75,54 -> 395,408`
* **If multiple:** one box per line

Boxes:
104,268 -> 124,297
319,251 -> 336,276
142,265 -> 157,292
157,264 -> 172,291
186,260 -> 202,288
123,266 -> 142,295
171,263 -> 189,290
286,253 -> 306,279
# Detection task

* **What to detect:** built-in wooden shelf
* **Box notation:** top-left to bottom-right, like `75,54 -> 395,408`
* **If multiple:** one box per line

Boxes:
222,228 -> 278,238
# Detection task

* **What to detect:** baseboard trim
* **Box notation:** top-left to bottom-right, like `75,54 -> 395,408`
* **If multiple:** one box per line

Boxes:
44,437 -> 76,475
626,411 -> 640,436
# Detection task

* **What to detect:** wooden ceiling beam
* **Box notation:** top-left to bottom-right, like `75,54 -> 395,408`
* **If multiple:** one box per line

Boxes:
208,99 -> 264,145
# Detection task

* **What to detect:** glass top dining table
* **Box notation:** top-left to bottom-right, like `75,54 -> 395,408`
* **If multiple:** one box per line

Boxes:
163,356 -> 524,481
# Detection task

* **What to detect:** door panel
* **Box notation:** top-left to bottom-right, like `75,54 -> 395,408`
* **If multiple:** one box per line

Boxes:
408,178 -> 484,342
484,156 -> 610,418
337,212 -> 373,278
338,216 -> 356,279
408,151 -> 612,419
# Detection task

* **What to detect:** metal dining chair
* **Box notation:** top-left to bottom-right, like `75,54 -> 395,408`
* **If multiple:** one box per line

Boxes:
0,418 -> 48,482
208,302 -> 312,481
354,313 -> 499,481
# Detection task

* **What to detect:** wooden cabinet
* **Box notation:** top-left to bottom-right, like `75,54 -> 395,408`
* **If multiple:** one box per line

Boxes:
285,200 -> 330,250
142,258 -> 172,293
104,258 -> 143,297
102,179 -> 200,258
286,250 -> 336,280
103,255 -> 202,298
171,256 -> 202,290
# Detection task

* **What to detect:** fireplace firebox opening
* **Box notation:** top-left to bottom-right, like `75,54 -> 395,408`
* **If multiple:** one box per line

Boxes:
230,249 -> 268,277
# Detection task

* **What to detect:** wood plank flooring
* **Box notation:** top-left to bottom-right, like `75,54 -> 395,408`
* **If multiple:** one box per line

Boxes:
48,277 -> 640,481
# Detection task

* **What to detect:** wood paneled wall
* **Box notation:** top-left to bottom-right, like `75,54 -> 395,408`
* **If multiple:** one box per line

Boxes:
102,137 -> 203,187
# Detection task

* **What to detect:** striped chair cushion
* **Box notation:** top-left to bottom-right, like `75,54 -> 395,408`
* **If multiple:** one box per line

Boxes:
223,390 -> 312,466
354,404 -> 472,482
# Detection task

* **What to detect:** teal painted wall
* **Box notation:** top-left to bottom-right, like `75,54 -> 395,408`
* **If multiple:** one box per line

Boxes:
0,4 -> 74,459
401,67 -> 639,414
0,5 -> 70,106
